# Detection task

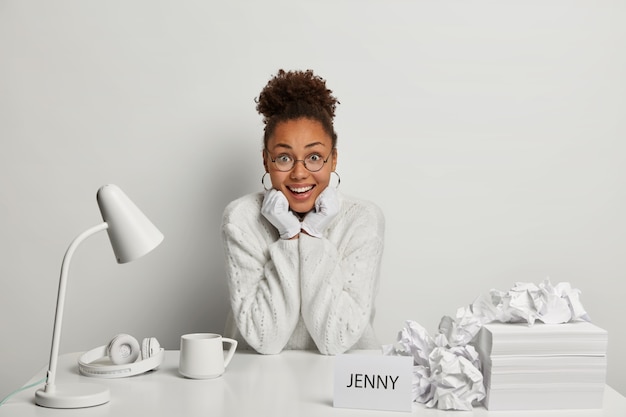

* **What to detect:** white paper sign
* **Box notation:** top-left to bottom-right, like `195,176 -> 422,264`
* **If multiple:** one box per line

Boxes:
333,353 -> 413,412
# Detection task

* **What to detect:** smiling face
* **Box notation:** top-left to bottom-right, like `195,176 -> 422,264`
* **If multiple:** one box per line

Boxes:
263,118 -> 337,214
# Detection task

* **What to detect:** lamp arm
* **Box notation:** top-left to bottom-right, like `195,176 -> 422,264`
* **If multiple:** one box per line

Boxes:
43,222 -> 109,390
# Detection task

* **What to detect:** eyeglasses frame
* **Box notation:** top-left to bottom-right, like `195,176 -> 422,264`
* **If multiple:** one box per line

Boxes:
264,148 -> 335,173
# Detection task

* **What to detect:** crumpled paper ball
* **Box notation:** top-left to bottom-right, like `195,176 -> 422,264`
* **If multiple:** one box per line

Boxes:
383,320 -> 486,410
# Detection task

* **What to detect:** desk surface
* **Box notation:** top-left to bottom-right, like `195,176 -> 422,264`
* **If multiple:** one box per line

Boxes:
1,350 -> 624,417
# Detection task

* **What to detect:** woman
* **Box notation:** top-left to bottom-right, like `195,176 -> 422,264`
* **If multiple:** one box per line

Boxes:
222,69 -> 384,355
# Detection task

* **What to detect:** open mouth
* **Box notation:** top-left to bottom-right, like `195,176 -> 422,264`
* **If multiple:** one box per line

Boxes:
288,185 -> 315,195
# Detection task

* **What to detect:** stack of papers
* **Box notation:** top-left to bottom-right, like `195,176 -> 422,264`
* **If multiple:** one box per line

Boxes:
473,320 -> 608,410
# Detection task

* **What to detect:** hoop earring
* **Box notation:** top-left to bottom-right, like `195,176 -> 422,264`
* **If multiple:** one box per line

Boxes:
331,171 -> 341,189
261,172 -> 272,191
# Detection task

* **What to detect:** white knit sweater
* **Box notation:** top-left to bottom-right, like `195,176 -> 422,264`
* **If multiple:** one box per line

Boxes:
221,191 -> 384,355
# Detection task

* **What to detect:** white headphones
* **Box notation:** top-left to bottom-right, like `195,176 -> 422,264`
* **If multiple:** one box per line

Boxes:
78,334 -> 165,379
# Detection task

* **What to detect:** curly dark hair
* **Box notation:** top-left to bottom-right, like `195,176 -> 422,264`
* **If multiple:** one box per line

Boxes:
256,69 -> 339,148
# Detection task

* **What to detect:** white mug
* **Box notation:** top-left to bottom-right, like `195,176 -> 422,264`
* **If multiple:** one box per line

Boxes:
179,333 -> 237,379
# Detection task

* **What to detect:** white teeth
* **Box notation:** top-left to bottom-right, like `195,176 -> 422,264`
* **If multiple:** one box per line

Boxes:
289,185 -> 313,194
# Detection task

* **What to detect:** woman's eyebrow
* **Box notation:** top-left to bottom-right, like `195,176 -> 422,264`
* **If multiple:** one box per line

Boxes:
272,143 -> 293,150
305,141 -> 325,149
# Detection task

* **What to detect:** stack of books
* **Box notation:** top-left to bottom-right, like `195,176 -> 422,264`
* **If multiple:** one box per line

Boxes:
472,320 -> 608,410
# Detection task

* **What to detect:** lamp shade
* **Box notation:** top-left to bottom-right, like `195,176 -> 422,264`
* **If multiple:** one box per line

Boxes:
97,184 -> 164,263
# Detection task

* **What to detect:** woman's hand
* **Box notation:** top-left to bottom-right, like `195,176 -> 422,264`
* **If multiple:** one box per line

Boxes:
301,187 -> 340,238
261,189 -> 302,239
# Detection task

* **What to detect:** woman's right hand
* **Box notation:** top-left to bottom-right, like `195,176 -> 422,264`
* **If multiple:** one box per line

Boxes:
261,189 -> 301,239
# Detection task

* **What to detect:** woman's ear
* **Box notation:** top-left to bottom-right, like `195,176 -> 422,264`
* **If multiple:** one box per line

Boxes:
262,149 -> 269,172
331,148 -> 338,171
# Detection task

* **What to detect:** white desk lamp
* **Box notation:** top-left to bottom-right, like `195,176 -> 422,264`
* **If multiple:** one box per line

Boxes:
35,184 -> 164,408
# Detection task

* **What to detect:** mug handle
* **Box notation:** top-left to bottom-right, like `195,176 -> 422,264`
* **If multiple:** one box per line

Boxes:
222,337 -> 238,368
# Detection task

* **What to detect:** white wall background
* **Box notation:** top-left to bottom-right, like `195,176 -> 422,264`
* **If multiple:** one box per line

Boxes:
1,0 -> 625,401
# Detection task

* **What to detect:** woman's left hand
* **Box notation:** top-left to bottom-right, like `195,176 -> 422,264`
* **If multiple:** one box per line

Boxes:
301,187 -> 340,238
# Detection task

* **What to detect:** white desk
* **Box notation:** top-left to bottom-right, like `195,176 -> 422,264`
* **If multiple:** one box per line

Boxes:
1,350 -> 625,417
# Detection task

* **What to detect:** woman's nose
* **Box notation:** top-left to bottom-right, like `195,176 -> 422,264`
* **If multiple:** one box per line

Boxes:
290,160 -> 309,179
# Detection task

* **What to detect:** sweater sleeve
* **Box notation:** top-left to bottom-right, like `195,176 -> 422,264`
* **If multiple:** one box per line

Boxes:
299,203 -> 385,355
222,221 -> 301,354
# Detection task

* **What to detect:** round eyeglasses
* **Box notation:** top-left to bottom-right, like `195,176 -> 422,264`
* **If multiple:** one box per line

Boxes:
265,149 -> 333,172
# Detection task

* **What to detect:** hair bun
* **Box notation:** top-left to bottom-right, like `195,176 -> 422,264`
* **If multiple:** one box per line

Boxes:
256,69 -> 339,123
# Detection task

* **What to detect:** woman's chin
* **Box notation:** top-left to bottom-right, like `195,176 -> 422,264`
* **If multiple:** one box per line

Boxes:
289,200 -> 314,215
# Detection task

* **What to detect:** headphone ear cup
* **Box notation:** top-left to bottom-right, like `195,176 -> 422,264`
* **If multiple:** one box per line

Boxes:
141,337 -> 161,360
107,334 -> 140,365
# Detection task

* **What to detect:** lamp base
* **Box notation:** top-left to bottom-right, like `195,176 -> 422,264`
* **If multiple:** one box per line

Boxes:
35,383 -> 110,408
